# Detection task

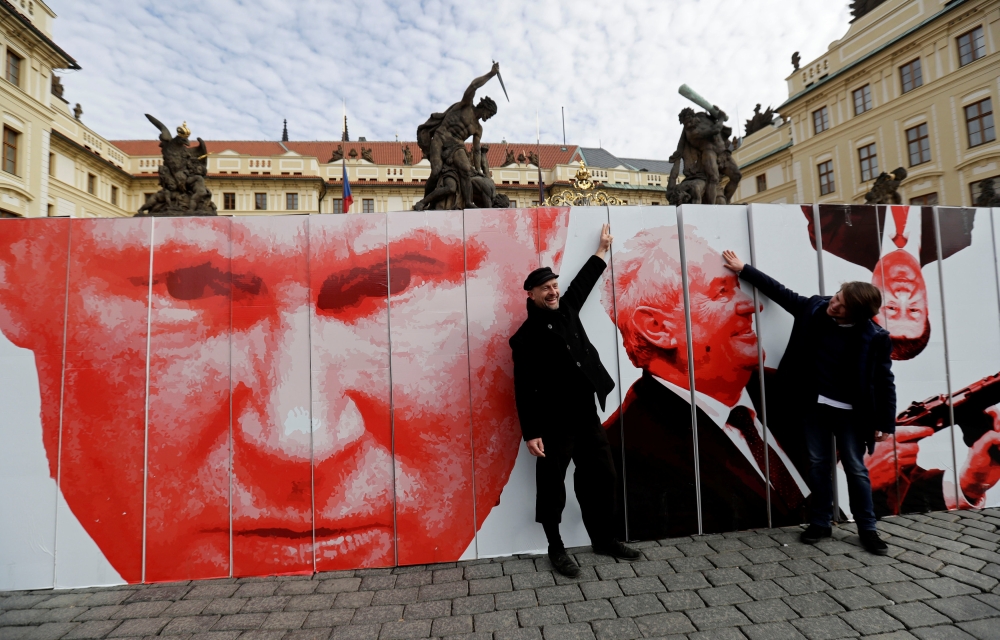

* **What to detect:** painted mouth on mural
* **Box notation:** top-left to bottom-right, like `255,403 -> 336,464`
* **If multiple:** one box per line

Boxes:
226,525 -> 389,539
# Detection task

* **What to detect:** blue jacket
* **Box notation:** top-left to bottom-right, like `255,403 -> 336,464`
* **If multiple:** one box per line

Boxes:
739,264 -> 896,452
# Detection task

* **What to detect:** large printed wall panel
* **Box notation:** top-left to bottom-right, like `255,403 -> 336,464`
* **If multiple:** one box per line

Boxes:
681,204 -> 799,533
309,213 -> 395,570
387,211 -> 476,564
935,207 -> 1000,510
145,217 -> 232,582
60,218 -> 152,586
6,205 -> 1000,590
605,206 -> 697,540
746,204 -> 819,528
466,208 -> 542,558
0,219 -> 69,590
230,216 -> 314,576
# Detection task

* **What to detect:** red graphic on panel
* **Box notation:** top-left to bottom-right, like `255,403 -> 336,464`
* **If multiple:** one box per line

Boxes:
230,217 -> 315,576
145,217 -> 232,582
310,214 -> 395,570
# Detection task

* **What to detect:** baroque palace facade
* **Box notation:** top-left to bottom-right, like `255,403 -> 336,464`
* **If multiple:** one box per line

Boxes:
733,0 -> 1000,206
0,1 -> 671,219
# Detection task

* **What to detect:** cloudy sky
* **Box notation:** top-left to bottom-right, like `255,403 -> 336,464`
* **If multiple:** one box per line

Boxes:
49,0 -> 852,158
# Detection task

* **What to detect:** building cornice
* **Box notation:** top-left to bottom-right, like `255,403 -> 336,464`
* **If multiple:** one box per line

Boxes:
0,0 -> 79,69
51,129 -> 133,181
738,141 -> 794,170
777,0 -> 970,112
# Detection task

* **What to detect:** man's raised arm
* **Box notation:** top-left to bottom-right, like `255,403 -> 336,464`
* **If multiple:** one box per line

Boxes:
462,62 -> 500,106
561,224 -> 613,313
722,250 -> 812,317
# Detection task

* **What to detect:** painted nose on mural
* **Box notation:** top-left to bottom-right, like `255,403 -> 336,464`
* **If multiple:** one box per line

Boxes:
236,304 -> 313,461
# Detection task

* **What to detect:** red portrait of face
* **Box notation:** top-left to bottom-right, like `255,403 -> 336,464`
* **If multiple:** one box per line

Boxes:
0,209 -> 571,583
872,248 -> 929,341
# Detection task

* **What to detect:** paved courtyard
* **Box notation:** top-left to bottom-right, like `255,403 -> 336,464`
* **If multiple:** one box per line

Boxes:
3,510 -> 1000,640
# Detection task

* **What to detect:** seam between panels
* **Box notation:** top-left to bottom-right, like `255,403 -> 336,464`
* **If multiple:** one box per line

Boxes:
746,207 -> 773,529
991,208 -> 1000,348
307,216 -> 317,573
228,221 -> 234,578
385,214 -> 398,567
676,207 -> 703,535
605,204 -> 629,542
142,218 -> 155,583
461,210 -> 479,560
53,220 -> 73,587
932,207 -> 960,508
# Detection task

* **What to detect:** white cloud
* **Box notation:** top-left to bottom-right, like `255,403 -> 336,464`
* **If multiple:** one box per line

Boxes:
49,0 -> 851,158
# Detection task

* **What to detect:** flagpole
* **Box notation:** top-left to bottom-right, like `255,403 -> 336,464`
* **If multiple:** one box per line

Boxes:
536,110 -> 544,205
342,99 -> 348,213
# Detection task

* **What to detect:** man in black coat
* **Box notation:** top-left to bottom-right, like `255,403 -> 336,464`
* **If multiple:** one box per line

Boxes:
723,250 -> 895,555
510,223 -> 640,577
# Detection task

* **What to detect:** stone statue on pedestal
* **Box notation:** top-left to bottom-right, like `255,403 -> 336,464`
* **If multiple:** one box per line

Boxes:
136,114 -> 217,217
667,89 -> 742,206
414,63 -> 500,210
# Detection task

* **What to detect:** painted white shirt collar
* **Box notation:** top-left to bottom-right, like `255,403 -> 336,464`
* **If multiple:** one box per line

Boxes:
651,375 -> 810,497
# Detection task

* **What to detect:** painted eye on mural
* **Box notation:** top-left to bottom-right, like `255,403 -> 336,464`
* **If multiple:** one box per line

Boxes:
163,263 -> 229,300
316,264 -> 394,312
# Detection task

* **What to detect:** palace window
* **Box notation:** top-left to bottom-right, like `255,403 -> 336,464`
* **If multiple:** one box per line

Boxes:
223,193 -> 236,210
909,193 -> 938,206
812,107 -> 830,134
286,193 -> 299,210
853,85 -> 872,115
362,199 -> 375,213
255,193 -> 267,210
957,26 -> 985,67
900,59 -> 922,94
756,174 -> 767,193
332,198 -> 343,214
970,176 -> 1000,204
858,143 -> 878,182
817,160 -> 835,195
2,126 -> 17,175
509,200 -> 517,208
5,49 -> 21,87
111,185 -> 118,206
87,173 -> 96,195
965,98 -> 995,147
906,123 -> 931,166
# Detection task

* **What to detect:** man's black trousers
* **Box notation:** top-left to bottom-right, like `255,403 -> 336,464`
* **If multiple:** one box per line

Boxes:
535,407 -> 617,546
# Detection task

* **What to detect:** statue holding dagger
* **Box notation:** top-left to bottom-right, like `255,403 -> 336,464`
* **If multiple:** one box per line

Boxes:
415,62 -> 508,210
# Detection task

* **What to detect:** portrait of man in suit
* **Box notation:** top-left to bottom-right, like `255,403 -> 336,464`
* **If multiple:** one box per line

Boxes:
805,205 -> 975,360
603,224 -> 812,540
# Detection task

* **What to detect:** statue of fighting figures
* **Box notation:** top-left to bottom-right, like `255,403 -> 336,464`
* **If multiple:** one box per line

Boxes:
667,85 -> 742,206
136,114 -> 218,217
414,63 -> 501,210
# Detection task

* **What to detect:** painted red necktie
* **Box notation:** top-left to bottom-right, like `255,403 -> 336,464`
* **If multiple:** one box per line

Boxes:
891,206 -> 909,249
727,406 -> 805,510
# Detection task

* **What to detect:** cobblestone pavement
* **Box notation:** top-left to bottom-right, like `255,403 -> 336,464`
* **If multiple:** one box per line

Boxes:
5,510 -> 1000,640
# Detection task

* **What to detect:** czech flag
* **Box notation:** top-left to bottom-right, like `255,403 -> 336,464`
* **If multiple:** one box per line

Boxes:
342,163 -> 353,213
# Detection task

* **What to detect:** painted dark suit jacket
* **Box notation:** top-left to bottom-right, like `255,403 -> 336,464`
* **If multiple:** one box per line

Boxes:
604,369 -> 810,541
803,205 -> 975,269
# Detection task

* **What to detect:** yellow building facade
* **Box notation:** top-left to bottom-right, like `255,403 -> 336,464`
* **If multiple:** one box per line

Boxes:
734,0 -> 1000,207
1,1 -> 671,219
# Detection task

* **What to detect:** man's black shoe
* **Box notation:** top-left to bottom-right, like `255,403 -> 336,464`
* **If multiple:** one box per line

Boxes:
593,540 -> 642,560
800,524 -> 832,544
548,548 -> 580,577
859,530 -> 889,556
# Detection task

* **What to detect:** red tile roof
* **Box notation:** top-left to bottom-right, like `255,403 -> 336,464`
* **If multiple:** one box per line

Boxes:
108,139 -> 580,170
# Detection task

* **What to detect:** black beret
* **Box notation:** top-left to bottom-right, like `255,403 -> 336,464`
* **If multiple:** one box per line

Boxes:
524,267 -> 559,291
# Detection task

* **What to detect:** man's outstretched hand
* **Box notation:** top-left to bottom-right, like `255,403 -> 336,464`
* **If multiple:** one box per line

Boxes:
595,223 -> 613,260
722,250 -> 745,273
527,438 -> 545,457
